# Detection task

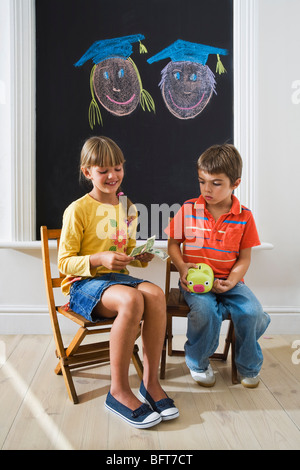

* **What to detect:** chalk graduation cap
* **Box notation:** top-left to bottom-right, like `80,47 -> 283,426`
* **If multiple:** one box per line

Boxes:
147,39 -> 228,74
74,34 -> 155,128
75,34 -> 147,66
147,39 -> 229,120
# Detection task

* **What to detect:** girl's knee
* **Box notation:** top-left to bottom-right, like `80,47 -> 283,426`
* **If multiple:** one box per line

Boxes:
152,285 -> 166,306
139,284 -> 166,328
119,289 -> 144,320
140,283 -> 166,309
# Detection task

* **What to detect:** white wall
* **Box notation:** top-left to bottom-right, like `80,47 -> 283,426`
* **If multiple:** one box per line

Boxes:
0,0 -> 12,240
0,0 -> 300,334
246,0 -> 300,317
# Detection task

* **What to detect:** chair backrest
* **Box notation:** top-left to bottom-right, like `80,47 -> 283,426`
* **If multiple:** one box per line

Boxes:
164,255 -> 179,299
40,226 -> 66,352
41,226 -> 64,291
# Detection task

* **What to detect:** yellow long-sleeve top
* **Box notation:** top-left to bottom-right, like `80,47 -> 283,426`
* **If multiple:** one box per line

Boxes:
58,194 -> 146,295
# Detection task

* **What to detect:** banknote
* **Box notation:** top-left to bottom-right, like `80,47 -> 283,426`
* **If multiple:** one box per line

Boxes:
129,235 -> 169,261
129,235 -> 156,257
147,247 -> 169,261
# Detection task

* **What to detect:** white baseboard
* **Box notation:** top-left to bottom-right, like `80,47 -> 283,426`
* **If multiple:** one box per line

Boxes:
172,313 -> 300,336
0,306 -> 300,335
0,314 -> 78,335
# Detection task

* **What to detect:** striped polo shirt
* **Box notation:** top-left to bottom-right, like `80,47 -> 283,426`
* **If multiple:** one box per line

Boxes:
165,194 -> 260,279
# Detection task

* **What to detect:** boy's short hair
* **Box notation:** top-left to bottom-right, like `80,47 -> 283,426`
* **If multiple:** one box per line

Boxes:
197,144 -> 242,185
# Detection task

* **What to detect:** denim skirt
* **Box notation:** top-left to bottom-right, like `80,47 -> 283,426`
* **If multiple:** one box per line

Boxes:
69,273 -> 148,322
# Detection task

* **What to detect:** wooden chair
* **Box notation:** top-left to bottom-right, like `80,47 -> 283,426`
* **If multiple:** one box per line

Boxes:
160,256 -> 238,384
40,226 -> 143,404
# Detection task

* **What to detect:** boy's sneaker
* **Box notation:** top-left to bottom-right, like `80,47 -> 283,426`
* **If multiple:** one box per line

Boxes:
241,375 -> 260,388
190,364 -> 216,387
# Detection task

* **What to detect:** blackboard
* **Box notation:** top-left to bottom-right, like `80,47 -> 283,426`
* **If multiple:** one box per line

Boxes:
36,0 -> 233,239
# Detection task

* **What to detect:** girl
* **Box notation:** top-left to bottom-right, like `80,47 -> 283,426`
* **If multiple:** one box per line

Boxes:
58,136 -> 178,428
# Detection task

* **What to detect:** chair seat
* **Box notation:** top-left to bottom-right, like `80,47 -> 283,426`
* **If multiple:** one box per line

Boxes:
167,288 -> 189,313
57,305 -> 114,328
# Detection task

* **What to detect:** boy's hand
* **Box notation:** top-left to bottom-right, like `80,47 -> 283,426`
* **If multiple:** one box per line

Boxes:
211,279 -> 235,294
179,263 -> 199,292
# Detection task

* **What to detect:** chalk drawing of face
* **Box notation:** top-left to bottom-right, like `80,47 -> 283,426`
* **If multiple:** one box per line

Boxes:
75,34 -> 155,128
93,58 -> 140,116
147,39 -> 228,120
159,61 -> 215,119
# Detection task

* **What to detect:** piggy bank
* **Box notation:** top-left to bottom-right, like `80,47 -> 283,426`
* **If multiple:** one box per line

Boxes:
187,263 -> 214,293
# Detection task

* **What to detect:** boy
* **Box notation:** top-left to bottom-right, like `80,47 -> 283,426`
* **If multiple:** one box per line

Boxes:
165,144 -> 270,388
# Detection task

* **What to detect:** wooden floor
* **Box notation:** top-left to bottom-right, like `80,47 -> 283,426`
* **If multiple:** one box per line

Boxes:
1,333 -> 300,450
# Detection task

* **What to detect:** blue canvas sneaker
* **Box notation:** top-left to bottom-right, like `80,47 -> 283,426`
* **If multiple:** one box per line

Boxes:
139,381 -> 179,421
105,391 -> 162,428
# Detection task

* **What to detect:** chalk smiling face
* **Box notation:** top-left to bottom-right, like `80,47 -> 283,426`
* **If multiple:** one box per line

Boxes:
93,58 -> 141,116
160,61 -> 214,119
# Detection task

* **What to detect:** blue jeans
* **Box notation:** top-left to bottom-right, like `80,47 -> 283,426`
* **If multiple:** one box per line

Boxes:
180,282 -> 270,377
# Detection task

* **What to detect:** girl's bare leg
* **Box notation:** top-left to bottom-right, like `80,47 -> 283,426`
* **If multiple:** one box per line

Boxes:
93,282 -> 167,408
93,284 -> 144,410
137,282 -> 167,401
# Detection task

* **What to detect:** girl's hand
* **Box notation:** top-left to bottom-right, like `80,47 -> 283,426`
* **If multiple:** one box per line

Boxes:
179,263 -> 198,292
90,251 -> 134,271
134,252 -> 154,263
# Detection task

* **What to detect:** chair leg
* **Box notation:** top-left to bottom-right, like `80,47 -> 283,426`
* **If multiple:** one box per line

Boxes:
131,347 -> 143,380
167,314 -> 173,356
55,327 -> 87,375
210,318 -> 238,385
223,319 -> 234,360
160,330 -> 167,379
231,329 -> 238,384
60,361 -> 79,404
